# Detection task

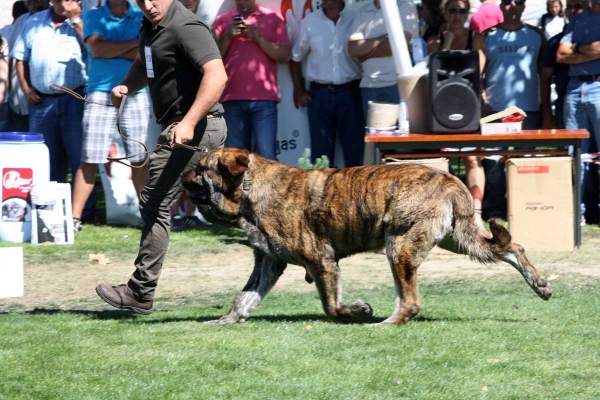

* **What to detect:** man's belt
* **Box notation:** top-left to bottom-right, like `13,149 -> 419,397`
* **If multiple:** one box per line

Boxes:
161,112 -> 221,129
311,80 -> 360,90
574,75 -> 600,82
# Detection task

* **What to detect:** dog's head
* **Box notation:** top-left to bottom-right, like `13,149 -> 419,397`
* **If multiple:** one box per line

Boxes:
182,148 -> 250,220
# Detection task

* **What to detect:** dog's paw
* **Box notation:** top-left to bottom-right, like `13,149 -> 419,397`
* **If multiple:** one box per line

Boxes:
349,300 -> 373,318
534,278 -> 553,301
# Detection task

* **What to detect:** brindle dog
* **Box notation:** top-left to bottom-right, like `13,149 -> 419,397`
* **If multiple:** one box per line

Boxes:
182,148 -> 552,325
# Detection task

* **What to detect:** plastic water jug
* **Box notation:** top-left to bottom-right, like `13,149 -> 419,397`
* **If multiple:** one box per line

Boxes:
0,133 -> 50,243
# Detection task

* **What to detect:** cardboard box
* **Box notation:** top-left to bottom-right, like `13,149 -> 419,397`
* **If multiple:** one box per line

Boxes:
0,247 -> 23,299
507,157 -> 574,251
480,106 -> 526,135
30,182 -> 74,245
384,157 -> 449,172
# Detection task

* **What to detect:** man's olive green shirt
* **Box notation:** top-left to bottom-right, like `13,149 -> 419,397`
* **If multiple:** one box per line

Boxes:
139,0 -> 223,124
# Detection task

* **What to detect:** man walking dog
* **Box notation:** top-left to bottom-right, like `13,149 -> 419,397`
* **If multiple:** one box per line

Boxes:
95,0 -> 227,314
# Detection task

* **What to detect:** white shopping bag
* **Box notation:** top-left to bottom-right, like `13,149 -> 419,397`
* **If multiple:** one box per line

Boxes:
99,136 -> 141,226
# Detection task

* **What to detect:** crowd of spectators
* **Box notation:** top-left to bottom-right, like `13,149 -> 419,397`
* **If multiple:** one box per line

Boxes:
0,0 -> 598,230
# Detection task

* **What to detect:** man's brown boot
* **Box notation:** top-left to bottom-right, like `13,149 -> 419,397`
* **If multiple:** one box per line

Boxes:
95,283 -> 153,315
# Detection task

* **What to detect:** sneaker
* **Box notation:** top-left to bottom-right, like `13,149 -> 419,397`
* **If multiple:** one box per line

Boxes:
95,283 -> 153,315
171,214 -> 184,232
183,215 -> 206,229
73,218 -> 82,233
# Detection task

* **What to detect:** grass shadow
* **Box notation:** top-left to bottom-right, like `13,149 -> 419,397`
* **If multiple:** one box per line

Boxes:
0,308 -> 526,325
0,308 -> 138,320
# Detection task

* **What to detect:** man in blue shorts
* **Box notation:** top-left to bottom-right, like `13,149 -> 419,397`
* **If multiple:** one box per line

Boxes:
71,0 -> 149,232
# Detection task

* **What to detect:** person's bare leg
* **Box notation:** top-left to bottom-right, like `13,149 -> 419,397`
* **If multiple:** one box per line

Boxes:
72,162 -> 98,220
464,156 -> 485,219
463,155 -> 492,237
131,161 -> 148,200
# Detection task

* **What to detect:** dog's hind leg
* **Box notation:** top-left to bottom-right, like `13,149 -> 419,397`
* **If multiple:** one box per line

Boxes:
500,242 -> 552,300
310,259 -> 373,321
206,250 -> 287,325
438,220 -> 552,301
380,231 -> 436,325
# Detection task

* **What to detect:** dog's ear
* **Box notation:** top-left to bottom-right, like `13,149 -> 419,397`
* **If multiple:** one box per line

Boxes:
218,149 -> 249,177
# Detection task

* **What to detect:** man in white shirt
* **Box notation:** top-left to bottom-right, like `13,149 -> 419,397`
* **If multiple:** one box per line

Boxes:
348,0 -> 419,118
290,0 -> 364,167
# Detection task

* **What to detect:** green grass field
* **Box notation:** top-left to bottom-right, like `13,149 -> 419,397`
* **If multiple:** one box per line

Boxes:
1,223 -> 600,399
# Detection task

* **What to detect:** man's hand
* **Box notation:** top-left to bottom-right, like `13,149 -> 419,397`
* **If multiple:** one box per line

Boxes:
24,87 -> 42,105
62,0 -> 81,20
110,85 -> 128,108
170,120 -> 195,146
245,20 -> 260,41
226,19 -> 246,39
293,87 -> 311,108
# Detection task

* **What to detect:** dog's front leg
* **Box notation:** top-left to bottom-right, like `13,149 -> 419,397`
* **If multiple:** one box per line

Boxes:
206,250 -> 287,325
310,260 -> 373,321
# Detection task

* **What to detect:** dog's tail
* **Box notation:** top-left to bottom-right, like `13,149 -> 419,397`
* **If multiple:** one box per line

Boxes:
442,179 -> 509,264
439,177 -> 552,300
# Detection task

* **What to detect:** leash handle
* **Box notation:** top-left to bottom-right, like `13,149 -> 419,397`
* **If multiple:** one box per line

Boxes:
50,83 -> 208,169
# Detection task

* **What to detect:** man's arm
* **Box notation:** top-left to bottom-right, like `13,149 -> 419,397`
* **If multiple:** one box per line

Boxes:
245,21 -> 291,63
15,60 -> 41,105
540,66 -> 553,128
120,54 -> 148,92
289,60 -> 311,107
171,58 -> 228,145
110,54 -> 147,107
557,41 -> 600,64
86,35 -> 138,59
348,35 -> 390,58
348,32 -> 412,61
63,0 -> 84,44
536,28 -> 549,126
120,47 -> 138,61
471,32 -> 489,111
216,19 -> 245,56
0,46 -> 7,107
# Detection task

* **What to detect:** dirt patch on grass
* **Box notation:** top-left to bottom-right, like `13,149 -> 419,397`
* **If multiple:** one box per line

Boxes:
2,242 -> 597,311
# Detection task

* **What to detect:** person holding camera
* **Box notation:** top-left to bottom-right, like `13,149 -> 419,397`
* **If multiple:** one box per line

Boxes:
212,0 -> 291,160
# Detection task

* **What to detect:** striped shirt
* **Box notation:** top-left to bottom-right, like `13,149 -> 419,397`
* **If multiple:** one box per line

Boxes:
11,8 -> 88,94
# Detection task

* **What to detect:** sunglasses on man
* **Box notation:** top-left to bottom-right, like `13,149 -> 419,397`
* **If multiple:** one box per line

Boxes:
501,0 -> 526,5
447,7 -> 469,14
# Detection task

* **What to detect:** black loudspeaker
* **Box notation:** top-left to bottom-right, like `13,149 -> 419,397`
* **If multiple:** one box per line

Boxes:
428,50 -> 481,133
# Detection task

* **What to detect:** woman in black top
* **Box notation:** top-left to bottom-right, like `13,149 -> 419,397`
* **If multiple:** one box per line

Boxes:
429,0 -> 474,53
